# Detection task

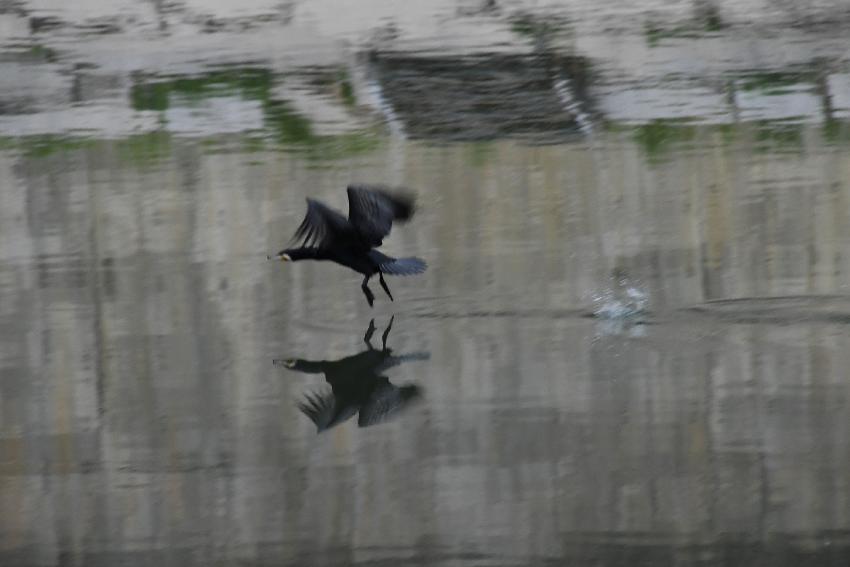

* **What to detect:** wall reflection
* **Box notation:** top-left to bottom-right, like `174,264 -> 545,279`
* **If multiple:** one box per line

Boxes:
2,126 -> 850,565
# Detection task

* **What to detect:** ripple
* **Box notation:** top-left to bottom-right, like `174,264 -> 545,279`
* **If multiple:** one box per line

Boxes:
689,295 -> 850,324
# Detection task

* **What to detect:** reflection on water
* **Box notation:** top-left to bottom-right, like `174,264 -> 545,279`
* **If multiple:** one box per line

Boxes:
276,317 -> 427,432
2,1 -> 850,566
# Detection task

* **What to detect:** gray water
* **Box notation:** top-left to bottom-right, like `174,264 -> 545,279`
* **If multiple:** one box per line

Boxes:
3,1 -> 850,566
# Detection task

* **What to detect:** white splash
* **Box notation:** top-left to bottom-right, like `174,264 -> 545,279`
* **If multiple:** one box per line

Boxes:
591,279 -> 649,320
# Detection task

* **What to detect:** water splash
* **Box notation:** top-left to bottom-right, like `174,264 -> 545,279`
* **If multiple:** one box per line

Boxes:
589,273 -> 649,338
591,273 -> 649,320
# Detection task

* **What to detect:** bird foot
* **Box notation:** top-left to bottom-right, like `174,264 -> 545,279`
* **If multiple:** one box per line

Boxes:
362,276 -> 376,307
378,272 -> 394,301
364,319 -> 377,348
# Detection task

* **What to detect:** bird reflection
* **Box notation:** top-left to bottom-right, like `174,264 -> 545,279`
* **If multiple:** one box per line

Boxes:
275,317 -> 428,432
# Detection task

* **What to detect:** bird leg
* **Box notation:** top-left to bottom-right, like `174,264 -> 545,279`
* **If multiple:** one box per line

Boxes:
378,272 -> 394,302
381,315 -> 394,351
364,319 -> 376,349
361,275 -> 375,307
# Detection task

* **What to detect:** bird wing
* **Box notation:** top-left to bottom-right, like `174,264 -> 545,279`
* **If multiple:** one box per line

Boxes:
357,381 -> 403,427
346,185 -> 416,247
289,198 -> 352,249
298,389 -> 357,432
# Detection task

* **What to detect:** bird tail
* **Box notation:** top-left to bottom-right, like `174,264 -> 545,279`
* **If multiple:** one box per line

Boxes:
380,257 -> 427,276
392,352 -> 431,363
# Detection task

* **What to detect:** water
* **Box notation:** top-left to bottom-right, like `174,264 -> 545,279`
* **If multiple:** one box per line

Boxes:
3,1 -> 850,565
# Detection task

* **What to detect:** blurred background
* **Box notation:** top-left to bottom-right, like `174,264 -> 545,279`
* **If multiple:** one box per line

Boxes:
2,1 -> 850,565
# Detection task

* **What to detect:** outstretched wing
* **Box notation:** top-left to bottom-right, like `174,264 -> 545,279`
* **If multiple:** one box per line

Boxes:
358,382 -> 420,427
298,389 -> 358,433
347,185 -> 416,247
290,198 -> 351,249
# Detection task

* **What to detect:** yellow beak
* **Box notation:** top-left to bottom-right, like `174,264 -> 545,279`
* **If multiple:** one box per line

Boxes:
280,253 -> 291,262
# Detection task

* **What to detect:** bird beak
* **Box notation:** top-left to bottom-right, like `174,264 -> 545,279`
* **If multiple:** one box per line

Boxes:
279,253 -> 291,262
284,359 -> 296,368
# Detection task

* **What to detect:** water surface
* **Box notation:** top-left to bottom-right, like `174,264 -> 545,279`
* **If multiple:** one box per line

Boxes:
2,1 -> 850,565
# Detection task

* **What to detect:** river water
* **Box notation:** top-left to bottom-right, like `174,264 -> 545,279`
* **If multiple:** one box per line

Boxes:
2,1 -> 850,565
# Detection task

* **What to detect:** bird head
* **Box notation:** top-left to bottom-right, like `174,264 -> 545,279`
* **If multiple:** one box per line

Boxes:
268,249 -> 293,262
272,248 -> 319,262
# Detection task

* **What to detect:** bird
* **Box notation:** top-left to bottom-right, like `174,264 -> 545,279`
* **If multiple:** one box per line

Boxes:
274,317 -> 428,432
271,184 -> 427,307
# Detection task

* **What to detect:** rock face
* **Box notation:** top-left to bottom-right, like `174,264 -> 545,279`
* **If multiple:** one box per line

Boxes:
366,53 -> 593,142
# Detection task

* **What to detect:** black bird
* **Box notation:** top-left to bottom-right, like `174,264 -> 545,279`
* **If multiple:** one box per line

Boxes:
275,317 -> 428,432
271,184 -> 427,307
